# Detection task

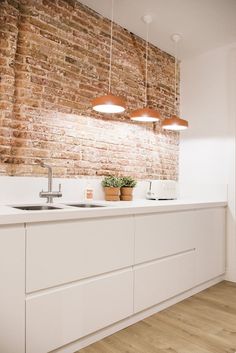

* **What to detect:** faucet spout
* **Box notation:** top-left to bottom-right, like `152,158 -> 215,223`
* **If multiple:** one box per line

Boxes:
37,160 -> 62,203
42,164 -> 53,197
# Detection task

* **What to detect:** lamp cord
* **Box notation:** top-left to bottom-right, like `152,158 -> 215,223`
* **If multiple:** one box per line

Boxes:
108,0 -> 114,93
174,39 -> 178,113
144,23 -> 149,107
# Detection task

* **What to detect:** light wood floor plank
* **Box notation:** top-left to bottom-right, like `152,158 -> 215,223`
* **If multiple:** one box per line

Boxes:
78,281 -> 236,353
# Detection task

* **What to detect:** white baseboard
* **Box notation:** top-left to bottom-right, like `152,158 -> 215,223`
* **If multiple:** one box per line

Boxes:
51,275 -> 224,353
225,270 -> 236,282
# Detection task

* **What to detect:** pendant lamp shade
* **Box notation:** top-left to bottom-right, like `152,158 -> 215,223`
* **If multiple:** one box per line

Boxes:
162,115 -> 188,131
92,94 -> 125,113
91,0 -> 125,114
130,15 -> 160,123
161,34 -> 189,131
130,107 -> 160,122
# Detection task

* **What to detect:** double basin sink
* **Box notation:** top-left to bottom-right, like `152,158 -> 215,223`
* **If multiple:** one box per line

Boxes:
12,203 -> 105,211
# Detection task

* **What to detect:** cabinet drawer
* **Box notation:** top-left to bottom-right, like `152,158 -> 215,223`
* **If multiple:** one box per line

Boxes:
26,216 -> 134,292
134,250 -> 196,313
26,269 -> 133,353
135,211 -> 198,264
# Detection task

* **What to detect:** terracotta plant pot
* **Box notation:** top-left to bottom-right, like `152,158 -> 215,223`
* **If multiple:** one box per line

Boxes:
104,187 -> 120,201
120,187 -> 133,201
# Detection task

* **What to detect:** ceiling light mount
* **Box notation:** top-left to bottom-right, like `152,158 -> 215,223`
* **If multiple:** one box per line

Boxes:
142,14 -> 153,25
171,33 -> 181,43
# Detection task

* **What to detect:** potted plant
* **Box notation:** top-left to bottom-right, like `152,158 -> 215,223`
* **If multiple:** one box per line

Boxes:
120,176 -> 137,201
102,176 -> 122,201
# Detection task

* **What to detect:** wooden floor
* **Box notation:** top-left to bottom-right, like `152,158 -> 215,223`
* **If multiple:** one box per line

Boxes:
78,281 -> 236,353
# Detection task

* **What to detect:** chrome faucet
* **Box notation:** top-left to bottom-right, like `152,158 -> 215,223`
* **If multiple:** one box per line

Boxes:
38,161 -> 62,203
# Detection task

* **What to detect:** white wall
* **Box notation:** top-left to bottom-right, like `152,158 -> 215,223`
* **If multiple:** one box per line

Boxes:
180,43 -> 236,281
0,176 -> 150,204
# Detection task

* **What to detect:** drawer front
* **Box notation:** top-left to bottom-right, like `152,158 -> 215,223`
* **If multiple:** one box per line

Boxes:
26,270 -> 133,353
134,250 -> 196,313
26,216 -> 134,292
135,211 -> 199,264
196,207 -> 226,284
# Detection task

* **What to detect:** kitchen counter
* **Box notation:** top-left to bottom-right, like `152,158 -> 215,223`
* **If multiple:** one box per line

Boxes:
0,198 -> 226,353
0,199 -> 227,225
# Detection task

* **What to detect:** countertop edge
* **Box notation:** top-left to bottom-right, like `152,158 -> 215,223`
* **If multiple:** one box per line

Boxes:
0,200 -> 227,226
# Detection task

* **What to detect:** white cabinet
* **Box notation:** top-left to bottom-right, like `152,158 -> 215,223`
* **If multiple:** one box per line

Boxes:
0,225 -> 25,353
134,250 -> 196,313
26,216 -> 134,292
26,269 -> 133,353
195,208 -> 226,284
134,207 -> 226,313
135,211 -> 197,264
0,205 -> 226,353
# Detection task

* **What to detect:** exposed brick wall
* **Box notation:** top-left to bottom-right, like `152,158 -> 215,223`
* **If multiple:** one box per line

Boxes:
0,0 -> 20,175
0,0 -> 179,180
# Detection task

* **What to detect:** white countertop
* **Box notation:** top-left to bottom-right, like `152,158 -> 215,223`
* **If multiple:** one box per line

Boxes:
0,199 -> 227,225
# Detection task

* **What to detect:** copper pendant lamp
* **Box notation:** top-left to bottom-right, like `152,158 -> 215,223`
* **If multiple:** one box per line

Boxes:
130,15 -> 160,123
91,0 -> 125,114
162,34 -> 188,131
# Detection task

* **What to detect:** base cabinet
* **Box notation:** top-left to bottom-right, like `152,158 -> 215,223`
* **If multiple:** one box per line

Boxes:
26,216 -> 134,292
134,250 -> 196,313
1,206 -> 226,353
26,269 -> 133,353
0,225 -> 25,353
133,207 -> 226,313
195,208 -> 226,284
134,211 -> 197,264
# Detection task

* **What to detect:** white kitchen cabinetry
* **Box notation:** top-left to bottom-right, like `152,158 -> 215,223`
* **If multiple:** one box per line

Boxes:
26,216 -> 134,292
134,250 -> 196,312
0,225 -> 25,353
134,211 -> 197,264
134,208 -> 225,313
0,205 -> 226,353
26,269 -> 133,353
195,208 -> 226,284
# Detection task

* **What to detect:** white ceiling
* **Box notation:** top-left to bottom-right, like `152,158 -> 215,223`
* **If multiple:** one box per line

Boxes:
79,0 -> 236,59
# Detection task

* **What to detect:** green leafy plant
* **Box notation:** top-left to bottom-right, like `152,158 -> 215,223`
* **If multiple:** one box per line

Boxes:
102,176 -> 122,188
120,176 -> 137,188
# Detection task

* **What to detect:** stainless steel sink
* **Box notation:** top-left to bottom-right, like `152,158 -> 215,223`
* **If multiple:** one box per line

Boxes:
12,205 -> 61,211
66,203 -> 105,208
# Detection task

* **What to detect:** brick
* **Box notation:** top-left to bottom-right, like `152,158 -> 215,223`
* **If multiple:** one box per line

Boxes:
0,0 -> 179,180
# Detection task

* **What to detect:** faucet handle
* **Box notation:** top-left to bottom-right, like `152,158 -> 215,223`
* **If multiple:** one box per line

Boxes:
59,183 -> 61,192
